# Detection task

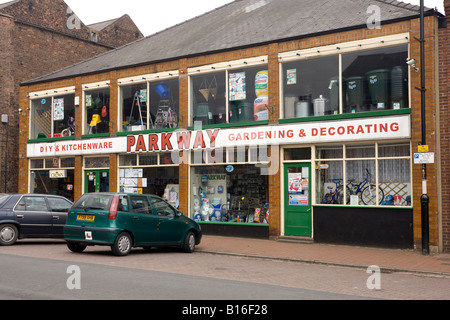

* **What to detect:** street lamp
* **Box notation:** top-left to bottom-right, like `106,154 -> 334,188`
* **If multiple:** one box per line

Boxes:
418,0 -> 429,255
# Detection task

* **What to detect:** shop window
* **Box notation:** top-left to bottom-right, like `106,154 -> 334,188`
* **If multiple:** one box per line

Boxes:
30,94 -> 75,139
85,157 -> 109,168
120,78 -> 179,132
281,44 -> 409,118
315,142 -> 411,207
149,79 -> 179,129
191,71 -> 226,125
342,46 -> 408,113
118,154 -> 179,207
29,157 -> 75,201
284,148 -> 311,161
316,145 -> 343,159
190,164 -> 269,223
85,88 -> 110,134
346,144 -> 375,158
316,160 -> 344,205
190,64 -> 268,126
283,56 -> 339,118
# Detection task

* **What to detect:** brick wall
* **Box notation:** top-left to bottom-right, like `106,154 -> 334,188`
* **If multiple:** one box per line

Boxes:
0,14 -> 16,193
1,0 -> 142,193
96,14 -> 143,48
439,0 -> 450,252
19,18 -> 441,248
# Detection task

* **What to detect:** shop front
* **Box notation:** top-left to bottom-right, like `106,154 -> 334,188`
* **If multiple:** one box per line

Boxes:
25,111 -> 413,247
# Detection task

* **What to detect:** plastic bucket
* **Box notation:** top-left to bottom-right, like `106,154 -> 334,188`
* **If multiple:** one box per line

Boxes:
155,84 -> 170,99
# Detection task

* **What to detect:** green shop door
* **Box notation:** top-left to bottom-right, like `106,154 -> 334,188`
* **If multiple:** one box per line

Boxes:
85,170 -> 109,193
284,163 -> 312,237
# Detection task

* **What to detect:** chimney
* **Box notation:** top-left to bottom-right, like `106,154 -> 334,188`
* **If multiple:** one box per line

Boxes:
445,0 -> 450,16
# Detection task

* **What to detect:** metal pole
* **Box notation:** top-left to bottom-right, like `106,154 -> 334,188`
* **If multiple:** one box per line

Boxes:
419,0 -> 429,255
3,123 -> 7,193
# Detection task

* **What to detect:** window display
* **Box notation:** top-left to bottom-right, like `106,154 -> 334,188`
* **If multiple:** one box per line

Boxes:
190,165 -> 268,223
283,55 -> 339,118
315,142 -> 411,206
120,78 -> 179,132
342,45 -> 408,113
118,153 -> 179,208
85,88 -> 110,134
30,94 -> 75,139
29,157 -> 75,201
282,44 -> 409,118
190,64 -> 268,126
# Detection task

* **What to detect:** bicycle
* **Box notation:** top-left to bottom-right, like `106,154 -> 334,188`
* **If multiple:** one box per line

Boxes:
323,179 -> 346,204
345,169 -> 384,205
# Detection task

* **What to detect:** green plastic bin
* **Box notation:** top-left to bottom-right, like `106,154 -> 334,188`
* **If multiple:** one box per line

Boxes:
345,76 -> 364,112
229,103 -> 239,123
366,69 -> 390,109
238,102 -> 254,122
194,103 -> 211,125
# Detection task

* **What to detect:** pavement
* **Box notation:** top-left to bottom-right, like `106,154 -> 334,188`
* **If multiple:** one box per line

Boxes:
196,235 -> 450,276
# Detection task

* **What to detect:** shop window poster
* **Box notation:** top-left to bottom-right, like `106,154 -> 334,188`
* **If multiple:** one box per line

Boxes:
288,172 -> 308,205
53,98 -> 64,121
139,89 -> 147,103
229,72 -> 246,101
85,94 -> 92,107
287,69 -> 297,85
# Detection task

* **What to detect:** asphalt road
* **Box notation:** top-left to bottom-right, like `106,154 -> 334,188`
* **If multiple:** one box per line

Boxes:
0,253 -> 366,301
0,240 -> 449,302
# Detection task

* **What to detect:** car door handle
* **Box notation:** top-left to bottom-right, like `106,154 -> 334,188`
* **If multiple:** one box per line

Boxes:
52,216 -> 59,220
16,215 -> 24,219
133,216 -> 139,220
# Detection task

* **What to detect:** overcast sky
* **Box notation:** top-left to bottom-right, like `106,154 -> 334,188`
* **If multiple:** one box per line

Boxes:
0,0 -> 446,36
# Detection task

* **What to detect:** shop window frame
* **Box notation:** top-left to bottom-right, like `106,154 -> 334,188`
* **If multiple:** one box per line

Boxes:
117,71 -> 180,135
118,152 -> 179,204
311,141 -> 412,208
28,87 -> 76,142
278,33 -> 411,123
187,56 -> 269,129
81,81 -> 111,138
28,157 -> 76,200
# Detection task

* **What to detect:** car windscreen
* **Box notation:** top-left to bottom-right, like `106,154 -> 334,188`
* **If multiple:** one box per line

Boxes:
72,194 -> 113,210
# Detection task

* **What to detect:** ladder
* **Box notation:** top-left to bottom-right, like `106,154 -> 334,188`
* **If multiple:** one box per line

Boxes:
129,90 -> 152,130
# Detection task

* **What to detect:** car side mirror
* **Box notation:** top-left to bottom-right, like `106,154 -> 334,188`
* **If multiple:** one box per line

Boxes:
176,211 -> 183,217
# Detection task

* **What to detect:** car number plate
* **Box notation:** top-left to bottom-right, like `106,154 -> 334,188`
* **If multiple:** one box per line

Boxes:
77,214 -> 95,221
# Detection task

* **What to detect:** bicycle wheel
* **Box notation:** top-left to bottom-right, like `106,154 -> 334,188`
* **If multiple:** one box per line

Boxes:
361,185 -> 384,205
336,185 -> 351,204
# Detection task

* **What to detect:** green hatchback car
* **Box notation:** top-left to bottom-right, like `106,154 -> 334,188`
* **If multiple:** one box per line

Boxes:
64,193 -> 202,256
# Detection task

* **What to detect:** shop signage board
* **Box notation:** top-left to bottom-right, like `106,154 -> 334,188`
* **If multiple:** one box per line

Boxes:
27,115 -> 411,158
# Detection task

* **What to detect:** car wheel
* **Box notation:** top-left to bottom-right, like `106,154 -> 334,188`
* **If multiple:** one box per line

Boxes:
182,231 -> 196,253
67,242 -> 87,253
111,232 -> 132,256
0,224 -> 18,246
